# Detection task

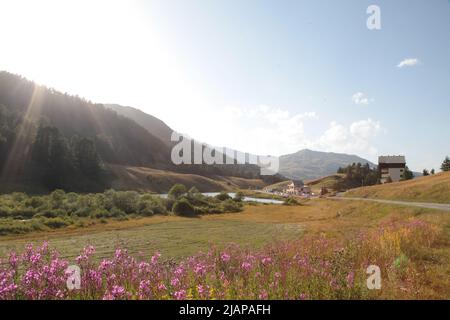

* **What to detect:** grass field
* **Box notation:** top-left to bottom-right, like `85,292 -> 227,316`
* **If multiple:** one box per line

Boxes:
1,199 -> 449,260
1,198 -> 450,299
344,171 -> 450,204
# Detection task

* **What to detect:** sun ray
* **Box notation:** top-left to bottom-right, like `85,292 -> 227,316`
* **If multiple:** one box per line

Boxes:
0,83 -> 44,183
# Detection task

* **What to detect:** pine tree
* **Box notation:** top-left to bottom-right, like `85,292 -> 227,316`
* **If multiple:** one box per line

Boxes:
401,166 -> 414,181
441,156 -> 450,172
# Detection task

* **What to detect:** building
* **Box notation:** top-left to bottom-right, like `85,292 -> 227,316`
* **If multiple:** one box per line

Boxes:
283,181 -> 313,197
284,180 -> 303,195
300,186 -> 312,197
378,155 -> 406,183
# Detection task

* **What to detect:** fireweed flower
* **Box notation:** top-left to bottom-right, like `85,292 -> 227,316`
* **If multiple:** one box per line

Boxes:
261,257 -> 272,266
346,271 -> 355,288
174,289 -> 186,300
221,252 -> 231,263
241,262 -> 252,272
151,252 -> 161,264
170,278 -> 180,287
258,290 -> 268,300
0,219 -> 438,300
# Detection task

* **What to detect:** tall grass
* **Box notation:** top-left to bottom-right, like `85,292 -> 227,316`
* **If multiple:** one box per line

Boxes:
0,218 -> 441,300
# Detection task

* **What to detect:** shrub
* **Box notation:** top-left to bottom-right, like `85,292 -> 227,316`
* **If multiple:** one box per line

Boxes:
41,217 -> 72,229
112,191 -> 139,214
168,184 -> 187,200
109,207 -> 126,218
283,197 -> 299,206
220,199 -> 243,213
74,207 -> 92,217
215,192 -> 231,201
233,192 -> 245,202
25,196 -> 45,209
90,208 -> 110,219
172,198 -> 196,216
0,206 -> 11,218
35,209 -> 66,218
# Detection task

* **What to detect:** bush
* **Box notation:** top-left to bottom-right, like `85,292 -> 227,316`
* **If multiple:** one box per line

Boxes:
35,209 -> 66,218
283,197 -> 299,206
168,184 -> 187,200
10,207 -> 36,219
172,198 -> 196,216
112,191 -> 139,214
220,199 -> 243,213
109,207 -> 126,218
90,208 -> 110,219
0,206 -> 11,218
25,196 -> 45,209
215,192 -> 231,201
233,192 -> 245,202
42,217 -> 71,229
74,207 -> 92,217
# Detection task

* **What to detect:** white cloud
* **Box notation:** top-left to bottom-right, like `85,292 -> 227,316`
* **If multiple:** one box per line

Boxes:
352,92 -> 371,105
397,58 -> 420,68
350,118 -> 381,139
176,101 -> 383,162
313,119 -> 383,158
173,104 -> 320,157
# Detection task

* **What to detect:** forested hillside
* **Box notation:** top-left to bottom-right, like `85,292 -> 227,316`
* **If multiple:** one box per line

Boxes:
0,72 -> 281,193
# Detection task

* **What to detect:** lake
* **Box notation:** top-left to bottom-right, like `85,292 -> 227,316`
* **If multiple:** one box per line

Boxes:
158,192 -> 284,205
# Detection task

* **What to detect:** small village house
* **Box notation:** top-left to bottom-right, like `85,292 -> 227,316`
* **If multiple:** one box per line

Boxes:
378,155 -> 406,183
283,180 -> 312,197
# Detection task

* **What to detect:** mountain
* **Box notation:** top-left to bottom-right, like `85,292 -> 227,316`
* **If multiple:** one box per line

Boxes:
104,103 -> 283,184
279,149 -> 375,181
0,71 -> 281,193
105,104 -> 174,147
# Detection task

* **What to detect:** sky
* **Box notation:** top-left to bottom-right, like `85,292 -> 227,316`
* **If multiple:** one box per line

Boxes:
0,0 -> 449,171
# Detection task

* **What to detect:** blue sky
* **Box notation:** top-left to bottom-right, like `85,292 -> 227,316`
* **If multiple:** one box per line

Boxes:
0,0 -> 449,171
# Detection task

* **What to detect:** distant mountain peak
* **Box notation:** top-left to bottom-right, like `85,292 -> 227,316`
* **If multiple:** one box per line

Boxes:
279,149 -> 375,181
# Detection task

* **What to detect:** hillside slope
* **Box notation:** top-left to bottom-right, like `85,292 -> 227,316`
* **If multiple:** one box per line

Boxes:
0,71 -> 280,193
305,174 -> 345,193
344,172 -> 450,204
108,164 -> 266,193
279,149 -> 374,180
106,104 -> 174,146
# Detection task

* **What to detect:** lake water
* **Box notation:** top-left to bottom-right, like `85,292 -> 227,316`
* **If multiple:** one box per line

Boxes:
158,192 -> 284,205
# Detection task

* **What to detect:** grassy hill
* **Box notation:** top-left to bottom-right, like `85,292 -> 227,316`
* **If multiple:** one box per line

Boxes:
305,174 -> 345,193
108,164 -> 266,193
344,172 -> 450,204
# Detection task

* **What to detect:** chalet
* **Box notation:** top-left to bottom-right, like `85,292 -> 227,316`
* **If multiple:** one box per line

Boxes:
378,155 -> 406,183
283,180 -> 312,197
285,180 -> 303,195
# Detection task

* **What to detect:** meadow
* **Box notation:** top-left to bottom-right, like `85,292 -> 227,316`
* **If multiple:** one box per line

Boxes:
1,198 -> 449,299
345,171 -> 450,204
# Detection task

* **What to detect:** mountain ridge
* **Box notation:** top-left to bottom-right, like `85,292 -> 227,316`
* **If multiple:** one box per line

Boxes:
279,149 -> 375,181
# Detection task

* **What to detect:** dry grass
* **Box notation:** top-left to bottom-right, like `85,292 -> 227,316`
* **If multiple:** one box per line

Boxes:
1,199 -> 449,298
345,171 -> 450,204
108,164 -> 267,193
305,174 -> 345,193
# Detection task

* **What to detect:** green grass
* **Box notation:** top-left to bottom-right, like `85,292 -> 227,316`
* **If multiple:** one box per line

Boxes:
0,219 -> 303,262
